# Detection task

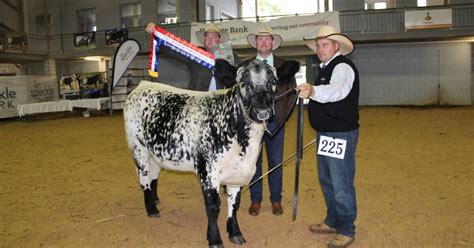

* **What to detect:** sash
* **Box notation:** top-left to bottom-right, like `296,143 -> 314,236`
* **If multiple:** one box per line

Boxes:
149,25 -> 215,77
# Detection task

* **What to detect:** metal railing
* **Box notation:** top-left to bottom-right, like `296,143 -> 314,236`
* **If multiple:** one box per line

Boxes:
452,4 -> 474,28
340,8 -> 405,33
1,3 -> 473,58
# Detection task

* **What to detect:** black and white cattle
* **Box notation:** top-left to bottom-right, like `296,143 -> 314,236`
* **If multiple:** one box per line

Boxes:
6,35 -> 28,50
60,73 -> 80,91
124,60 -> 299,247
75,32 -> 94,47
79,74 -> 100,88
105,29 -> 128,46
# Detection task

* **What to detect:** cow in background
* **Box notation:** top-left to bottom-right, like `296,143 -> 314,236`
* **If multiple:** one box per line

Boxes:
60,73 -> 80,91
6,35 -> 28,51
105,29 -> 128,47
74,32 -> 95,47
78,74 -> 101,89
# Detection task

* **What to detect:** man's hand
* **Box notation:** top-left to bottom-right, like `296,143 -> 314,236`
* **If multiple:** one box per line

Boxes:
146,22 -> 156,34
297,83 -> 315,99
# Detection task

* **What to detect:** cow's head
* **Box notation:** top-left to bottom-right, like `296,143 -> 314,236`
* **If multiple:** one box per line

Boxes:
235,60 -> 277,123
214,59 -> 300,124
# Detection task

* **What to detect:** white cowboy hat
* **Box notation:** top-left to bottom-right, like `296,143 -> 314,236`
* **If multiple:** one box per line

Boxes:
247,26 -> 283,51
304,25 -> 354,56
195,23 -> 229,46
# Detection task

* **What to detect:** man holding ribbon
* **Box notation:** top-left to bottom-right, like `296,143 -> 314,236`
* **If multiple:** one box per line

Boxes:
297,25 -> 359,248
146,22 -> 239,91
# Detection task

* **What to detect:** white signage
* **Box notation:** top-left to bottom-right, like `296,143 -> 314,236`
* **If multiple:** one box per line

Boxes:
190,12 -> 341,46
405,9 -> 452,30
0,76 -> 58,119
112,39 -> 141,89
317,135 -> 347,160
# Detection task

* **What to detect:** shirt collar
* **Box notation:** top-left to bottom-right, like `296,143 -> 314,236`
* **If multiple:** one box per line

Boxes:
256,53 -> 274,66
320,52 -> 341,68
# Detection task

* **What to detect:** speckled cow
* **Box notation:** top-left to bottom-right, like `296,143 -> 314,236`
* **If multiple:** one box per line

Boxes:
124,60 -> 298,247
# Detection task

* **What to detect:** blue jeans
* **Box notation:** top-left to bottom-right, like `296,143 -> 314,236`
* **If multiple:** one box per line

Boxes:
317,129 -> 358,237
249,120 -> 284,203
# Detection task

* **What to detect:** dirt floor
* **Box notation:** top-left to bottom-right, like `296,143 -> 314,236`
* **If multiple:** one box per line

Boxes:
0,106 -> 473,248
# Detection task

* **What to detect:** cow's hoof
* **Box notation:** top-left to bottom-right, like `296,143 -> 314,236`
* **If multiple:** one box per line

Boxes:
229,235 -> 246,245
147,213 -> 160,218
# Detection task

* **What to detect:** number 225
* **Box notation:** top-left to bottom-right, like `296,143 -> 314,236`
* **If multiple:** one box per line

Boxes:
320,140 -> 344,155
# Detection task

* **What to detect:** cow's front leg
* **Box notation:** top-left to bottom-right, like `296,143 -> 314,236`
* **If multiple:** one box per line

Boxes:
226,186 -> 246,245
202,185 -> 223,248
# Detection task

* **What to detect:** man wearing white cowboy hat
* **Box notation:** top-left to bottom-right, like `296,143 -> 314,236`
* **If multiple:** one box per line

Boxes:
297,25 -> 359,248
243,26 -> 297,217
146,22 -> 238,91
194,23 -> 229,52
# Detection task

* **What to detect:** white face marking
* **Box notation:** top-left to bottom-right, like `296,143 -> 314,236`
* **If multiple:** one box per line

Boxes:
249,68 -> 268,88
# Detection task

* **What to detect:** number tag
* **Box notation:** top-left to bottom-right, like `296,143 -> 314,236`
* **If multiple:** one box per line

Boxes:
317,135 -> 347,159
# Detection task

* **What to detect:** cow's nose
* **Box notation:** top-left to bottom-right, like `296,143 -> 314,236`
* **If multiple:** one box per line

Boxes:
257,111 -> 270,121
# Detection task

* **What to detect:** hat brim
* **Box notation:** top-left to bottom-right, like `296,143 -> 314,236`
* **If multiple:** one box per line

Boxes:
247,34 -> 283,51
195,30 -> 229,46
303,34 -> 354,56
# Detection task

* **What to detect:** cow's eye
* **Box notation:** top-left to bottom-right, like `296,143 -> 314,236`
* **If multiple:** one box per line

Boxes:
268,79 -> 277,88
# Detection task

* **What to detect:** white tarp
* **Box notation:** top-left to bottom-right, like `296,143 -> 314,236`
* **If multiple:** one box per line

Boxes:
17,97 -> 109,117
0,76 -> 58,118
190,12 -> 340,46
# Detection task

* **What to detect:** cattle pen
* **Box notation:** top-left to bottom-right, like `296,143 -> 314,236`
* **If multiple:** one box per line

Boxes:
0,106 -> 472,247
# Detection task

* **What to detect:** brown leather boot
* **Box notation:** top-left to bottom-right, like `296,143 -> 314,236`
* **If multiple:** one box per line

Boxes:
309,223 -> 337,234
271,202 -> 283,215
327,234 -> 354,248
248,202 -> 261,216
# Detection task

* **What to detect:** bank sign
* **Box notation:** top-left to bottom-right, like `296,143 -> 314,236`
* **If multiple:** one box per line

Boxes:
0,76 -> 58,118
405,8 -> 452,30
190,12 -> 340,47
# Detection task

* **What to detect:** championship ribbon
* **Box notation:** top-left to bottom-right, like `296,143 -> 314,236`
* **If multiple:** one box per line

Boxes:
149,25 -> 215,77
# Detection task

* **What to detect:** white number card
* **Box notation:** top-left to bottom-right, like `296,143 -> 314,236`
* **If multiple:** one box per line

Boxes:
317,135 -> 347,159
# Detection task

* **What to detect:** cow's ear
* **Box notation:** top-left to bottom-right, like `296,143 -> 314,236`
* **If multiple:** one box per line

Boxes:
277,60 -> 300,81
235,65 -> 245,84
214,59 -> 237,88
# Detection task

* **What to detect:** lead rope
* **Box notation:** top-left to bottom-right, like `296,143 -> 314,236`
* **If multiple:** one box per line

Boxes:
242,88 -> 310,192
242,138 -> 317,192
275,88 -> 298,101
238,87 -> 300,136
265,88 -> 300,136
236,86 -> 273,136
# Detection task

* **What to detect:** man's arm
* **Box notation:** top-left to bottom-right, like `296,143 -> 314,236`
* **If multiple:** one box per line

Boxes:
298,63 -> 354,103
311,63 -> 355,103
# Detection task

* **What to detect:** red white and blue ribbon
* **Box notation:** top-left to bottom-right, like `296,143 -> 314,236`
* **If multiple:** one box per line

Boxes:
149,25 -> 215,77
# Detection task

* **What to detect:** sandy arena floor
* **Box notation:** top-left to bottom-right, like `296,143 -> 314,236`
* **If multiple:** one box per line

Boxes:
0,106 -> 473,247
